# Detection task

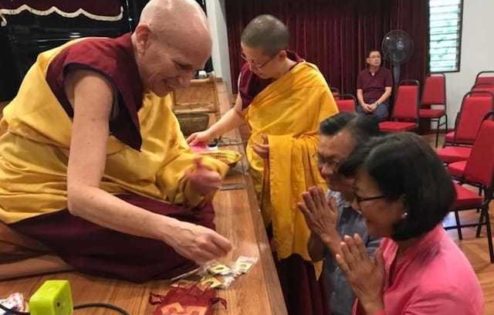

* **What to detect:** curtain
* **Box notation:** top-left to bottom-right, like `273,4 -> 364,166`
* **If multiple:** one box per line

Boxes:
225,0 -> 429,95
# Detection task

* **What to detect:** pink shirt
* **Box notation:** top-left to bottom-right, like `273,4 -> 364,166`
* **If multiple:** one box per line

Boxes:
354,225 -> 484,315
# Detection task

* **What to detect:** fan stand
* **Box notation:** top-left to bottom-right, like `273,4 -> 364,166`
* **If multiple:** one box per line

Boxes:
392,63 -> 401,87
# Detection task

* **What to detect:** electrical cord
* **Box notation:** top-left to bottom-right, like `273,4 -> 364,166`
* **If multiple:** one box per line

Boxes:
74,303 -> 129,314
0,302 -> 129,315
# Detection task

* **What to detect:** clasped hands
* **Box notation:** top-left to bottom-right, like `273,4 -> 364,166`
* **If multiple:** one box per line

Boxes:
298,186 -> 385,312
362,102 -> 378,113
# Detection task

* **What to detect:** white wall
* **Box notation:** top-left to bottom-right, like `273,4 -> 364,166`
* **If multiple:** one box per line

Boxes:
205,0 -> 232,95
444,0 -> 494,128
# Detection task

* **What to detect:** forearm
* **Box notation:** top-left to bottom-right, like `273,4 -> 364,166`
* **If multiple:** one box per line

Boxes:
356,89 -> 365,106
375,88 -> 392,105
208,108 -> 244,138
68,185 -> 177,243
308,233 -> 325,261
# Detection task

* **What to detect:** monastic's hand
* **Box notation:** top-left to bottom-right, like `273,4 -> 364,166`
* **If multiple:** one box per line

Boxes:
186,158 -> 222,196
298,186 -> 338,245
187,130 -> 213,146
336,234 -> 385,314
168,220 -> 232,264
252,134 -> 269,160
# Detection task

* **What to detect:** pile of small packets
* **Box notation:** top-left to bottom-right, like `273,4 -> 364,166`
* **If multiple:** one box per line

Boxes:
171,256 -> 258,290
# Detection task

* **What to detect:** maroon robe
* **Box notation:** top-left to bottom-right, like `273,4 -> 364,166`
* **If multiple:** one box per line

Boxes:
9,34 -> 214,283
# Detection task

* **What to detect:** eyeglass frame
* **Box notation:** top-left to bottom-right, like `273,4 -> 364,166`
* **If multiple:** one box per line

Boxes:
354,193 -> 386,204
240,51 -> 279,69
313,152 -> 344,170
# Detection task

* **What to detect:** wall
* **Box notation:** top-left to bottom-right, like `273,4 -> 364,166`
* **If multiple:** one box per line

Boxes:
205,0 -> 232,95
444,0 -> 494,128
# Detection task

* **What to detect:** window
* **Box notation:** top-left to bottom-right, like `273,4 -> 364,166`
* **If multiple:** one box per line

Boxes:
429,0 -> 463,72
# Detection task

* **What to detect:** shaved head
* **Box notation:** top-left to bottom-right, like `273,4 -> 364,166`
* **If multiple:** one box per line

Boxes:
138,0 -> 211,60
241,15 -> 289,56
131,0 -> 212,96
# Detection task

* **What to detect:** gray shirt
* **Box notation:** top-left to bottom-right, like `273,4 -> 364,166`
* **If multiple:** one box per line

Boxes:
323,191 -> 381,315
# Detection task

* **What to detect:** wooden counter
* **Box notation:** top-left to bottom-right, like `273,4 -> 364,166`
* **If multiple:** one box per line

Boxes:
0,82 -> 287,315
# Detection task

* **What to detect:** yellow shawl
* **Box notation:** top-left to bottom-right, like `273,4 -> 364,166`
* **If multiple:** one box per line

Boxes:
0,39 -> 227,224
245,62 -> 338,260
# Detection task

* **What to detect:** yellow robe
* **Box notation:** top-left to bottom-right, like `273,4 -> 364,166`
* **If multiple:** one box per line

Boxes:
245,62 -> 338,261
0,39 -> 227,224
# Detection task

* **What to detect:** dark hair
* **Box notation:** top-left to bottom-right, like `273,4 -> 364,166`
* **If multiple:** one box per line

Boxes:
367,49 -> 381,58
320,113 -> 381,147
340,132 -> 456,241
319,112 -> 356,136
241,15 -> 289,56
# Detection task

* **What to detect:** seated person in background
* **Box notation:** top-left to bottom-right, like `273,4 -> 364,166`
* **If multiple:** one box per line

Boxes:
336,133 -> 484,315
188,14 -> 338,315
356,50 -> 392,121
298,113 -> 381,315
0,0 -> 232,282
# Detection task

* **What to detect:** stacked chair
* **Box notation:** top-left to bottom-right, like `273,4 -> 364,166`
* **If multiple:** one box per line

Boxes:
444,113 -> 494,263
437,91 -> 494,164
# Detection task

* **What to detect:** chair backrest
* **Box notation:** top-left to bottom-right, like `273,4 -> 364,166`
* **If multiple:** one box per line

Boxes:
454,91 -> 494,144
336,94 -> 356,113
474,71 -> 494,87
464,112 -> 494,187
421,74 -> 446,107
471,84 -> 494,95
392,80 -> 419,120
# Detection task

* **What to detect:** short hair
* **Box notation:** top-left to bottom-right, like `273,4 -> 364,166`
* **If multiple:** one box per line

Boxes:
319,113 -> 381,148
367,49 -> 381,58
340,132 -> 456,241
241,15 -> 289,56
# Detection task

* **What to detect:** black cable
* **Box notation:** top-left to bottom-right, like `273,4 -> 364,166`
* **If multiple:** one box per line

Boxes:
74,303 -> 129,315
0,303 -> 29,315
0,301 -> 129,315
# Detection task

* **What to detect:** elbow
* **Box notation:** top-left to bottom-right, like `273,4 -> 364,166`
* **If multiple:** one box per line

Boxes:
66,185 -> 84,217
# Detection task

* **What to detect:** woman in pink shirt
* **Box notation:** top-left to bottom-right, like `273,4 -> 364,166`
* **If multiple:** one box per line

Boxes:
336,133 -> 484,315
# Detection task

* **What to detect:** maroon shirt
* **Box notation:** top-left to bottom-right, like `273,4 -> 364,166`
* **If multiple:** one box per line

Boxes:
46,33 -> 144,150
356,67 -> 393,104
238,51 -> 303,109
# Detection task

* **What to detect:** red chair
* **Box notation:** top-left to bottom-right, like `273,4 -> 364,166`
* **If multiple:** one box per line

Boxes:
446,112 -> 494,179
444,114 -> 494,263
444,91 -> 494,146
419,74 -> 447,147
474,70 -> 494,87
379,80 -> 419,133
336,94 -> 357,113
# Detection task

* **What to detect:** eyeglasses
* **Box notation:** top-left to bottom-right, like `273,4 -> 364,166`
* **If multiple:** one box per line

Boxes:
354,193 -> 386,204
241,52 -> 278,69
313,153 -> 343,170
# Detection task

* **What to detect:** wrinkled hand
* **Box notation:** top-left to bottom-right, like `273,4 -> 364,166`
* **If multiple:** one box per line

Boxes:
187,130 -> 213,146
186,158 -> 222,196
169,220 -> 232,264
298,186 -> 338,244
336,234 -> 385,313
252,134 -> 269,160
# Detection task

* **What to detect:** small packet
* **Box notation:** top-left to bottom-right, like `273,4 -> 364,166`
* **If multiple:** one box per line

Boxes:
206,262 -> 233,276
199,275 -> 223,289
232,256 -> 258,275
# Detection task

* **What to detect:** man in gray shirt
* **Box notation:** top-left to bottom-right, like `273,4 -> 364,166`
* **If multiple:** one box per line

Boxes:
298,113 -> 381,315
